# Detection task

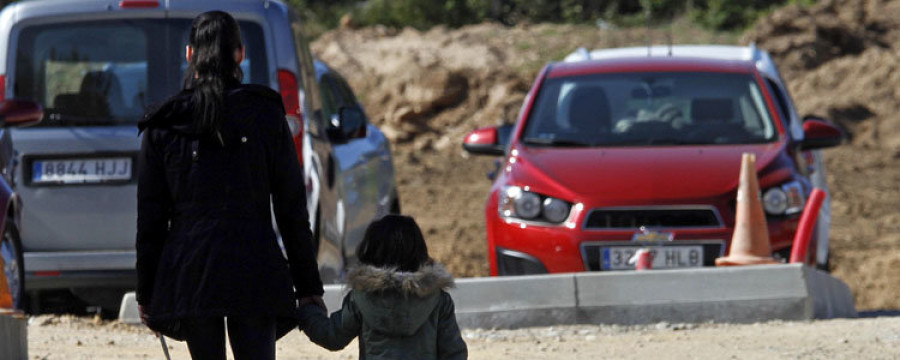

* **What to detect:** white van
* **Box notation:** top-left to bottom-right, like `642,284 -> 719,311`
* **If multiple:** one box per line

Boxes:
0,0 -> 397,311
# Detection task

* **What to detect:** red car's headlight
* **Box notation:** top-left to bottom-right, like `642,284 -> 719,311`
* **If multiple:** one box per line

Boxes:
499,186 -> 572,224
762,180 -> 805,216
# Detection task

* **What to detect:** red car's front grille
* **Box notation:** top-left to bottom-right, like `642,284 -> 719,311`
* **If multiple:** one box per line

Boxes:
584,208 -> 723,229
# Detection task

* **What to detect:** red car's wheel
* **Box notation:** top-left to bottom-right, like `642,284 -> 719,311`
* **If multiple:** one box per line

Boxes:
1,219 -> 24,310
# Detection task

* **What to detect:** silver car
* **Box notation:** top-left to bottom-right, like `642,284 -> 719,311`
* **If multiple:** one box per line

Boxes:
0,0 -> 395,310
305,59 -> 399,282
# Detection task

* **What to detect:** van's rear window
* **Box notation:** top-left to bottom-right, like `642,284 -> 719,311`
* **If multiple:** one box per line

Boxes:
14,19 -> 268,127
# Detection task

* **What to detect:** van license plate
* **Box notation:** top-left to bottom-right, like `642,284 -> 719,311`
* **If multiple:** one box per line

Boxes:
32,158 -> 132,184
601,246 -> 703,270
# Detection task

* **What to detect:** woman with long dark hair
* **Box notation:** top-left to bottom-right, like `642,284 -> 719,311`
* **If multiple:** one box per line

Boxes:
136,11 -> 323,360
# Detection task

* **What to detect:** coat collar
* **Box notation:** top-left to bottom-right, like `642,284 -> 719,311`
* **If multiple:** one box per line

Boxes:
347,263 -> 455,297
137,84 -> 283,135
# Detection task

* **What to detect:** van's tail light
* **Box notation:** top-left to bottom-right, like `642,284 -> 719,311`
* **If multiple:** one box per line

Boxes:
119,0 -> 159,8
34,271 -> 61,277
0,75 -> 6,101
278,69 -> 303,164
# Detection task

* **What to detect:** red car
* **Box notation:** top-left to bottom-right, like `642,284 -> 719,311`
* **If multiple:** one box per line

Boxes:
463,46 -> 843,276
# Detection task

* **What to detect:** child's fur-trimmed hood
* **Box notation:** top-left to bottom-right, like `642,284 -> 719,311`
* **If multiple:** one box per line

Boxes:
347,262 -> 454,297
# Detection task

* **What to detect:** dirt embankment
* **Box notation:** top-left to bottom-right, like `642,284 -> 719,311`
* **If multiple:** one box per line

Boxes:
310,1 -> 899,311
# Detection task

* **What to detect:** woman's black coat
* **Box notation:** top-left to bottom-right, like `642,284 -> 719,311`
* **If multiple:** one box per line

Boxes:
136,84 -> 323,340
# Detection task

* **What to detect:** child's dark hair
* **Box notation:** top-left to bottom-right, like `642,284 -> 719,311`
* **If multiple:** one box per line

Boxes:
356,215 -> 431,272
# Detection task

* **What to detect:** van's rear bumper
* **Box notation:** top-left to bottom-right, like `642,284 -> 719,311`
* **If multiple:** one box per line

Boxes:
24,251 -> 136,290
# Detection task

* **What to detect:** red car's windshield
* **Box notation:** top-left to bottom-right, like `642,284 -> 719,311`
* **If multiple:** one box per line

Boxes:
522,72 -> 778,147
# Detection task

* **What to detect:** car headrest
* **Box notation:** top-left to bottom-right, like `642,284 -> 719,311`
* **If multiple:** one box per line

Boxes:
691,98 -> 733,123
53,92 -> 111,118
80,70 -> 125,114
81,71 -> 118,94
567,86 -> 611,130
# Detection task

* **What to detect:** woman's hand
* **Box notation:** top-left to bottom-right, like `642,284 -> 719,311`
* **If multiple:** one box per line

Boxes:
138,304 -> 162,337
299,296 -> 327,312
138,304 -> 150,326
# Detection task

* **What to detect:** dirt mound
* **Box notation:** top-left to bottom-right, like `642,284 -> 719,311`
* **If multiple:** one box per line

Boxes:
312,13 -> 899,310
743,0 -> 884,77
744,0 -> 900,150
790,48 -> 900,149
313,24 -> 532,148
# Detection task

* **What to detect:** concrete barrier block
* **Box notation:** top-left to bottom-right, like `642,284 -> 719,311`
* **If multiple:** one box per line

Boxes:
0,311 -> 27,360
574,264 -> 814,325
449,273 -> 577,329
576,265 -> 808,306
117,264 -> 856,330
323,284 -> 347,314
119,292 -> 140,325
804,266 -> 857,319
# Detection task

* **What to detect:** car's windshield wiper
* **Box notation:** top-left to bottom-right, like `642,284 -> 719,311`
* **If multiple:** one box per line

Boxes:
646,138 -> 704,145
601,138 -> 715,146
522,137 -> 593,147
45,113 -> 120,126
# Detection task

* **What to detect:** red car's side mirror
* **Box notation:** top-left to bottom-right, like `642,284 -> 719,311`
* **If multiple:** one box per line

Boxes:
463,126 -> 504,156
0,99 -> 43,128
800,116 -> 843,151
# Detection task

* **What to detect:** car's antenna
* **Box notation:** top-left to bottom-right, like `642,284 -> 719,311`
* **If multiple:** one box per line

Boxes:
644,0 -> 652,57
667,15 -> 674,56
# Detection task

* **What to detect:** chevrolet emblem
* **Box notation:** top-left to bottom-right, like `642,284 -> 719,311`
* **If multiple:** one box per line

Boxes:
631,227 -> 674,243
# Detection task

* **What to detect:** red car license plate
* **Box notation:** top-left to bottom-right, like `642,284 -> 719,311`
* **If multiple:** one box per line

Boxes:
601,246 -> 703,270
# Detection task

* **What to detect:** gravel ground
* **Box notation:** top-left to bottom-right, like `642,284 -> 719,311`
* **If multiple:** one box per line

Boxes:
26,315 -> 900,359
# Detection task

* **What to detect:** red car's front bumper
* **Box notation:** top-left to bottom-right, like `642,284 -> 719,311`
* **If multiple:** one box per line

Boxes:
486,196 -> 801,276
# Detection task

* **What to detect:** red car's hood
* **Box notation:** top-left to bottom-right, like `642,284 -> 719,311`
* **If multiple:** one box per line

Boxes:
509,142 -> 789,204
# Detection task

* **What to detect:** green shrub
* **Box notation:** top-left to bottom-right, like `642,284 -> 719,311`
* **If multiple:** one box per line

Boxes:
356,0 -> 479,29
691,0 -> 817,30
286,0 -> 818,34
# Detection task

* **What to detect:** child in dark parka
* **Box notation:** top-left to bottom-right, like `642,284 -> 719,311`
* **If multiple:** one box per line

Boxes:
299,215 -> 468,360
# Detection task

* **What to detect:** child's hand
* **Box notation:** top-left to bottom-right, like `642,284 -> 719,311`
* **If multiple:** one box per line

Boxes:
299,295 -> 327,312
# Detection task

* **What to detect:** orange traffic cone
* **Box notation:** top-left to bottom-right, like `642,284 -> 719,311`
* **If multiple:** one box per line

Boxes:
716,153 -> 779,266
0,256 -> 12,308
